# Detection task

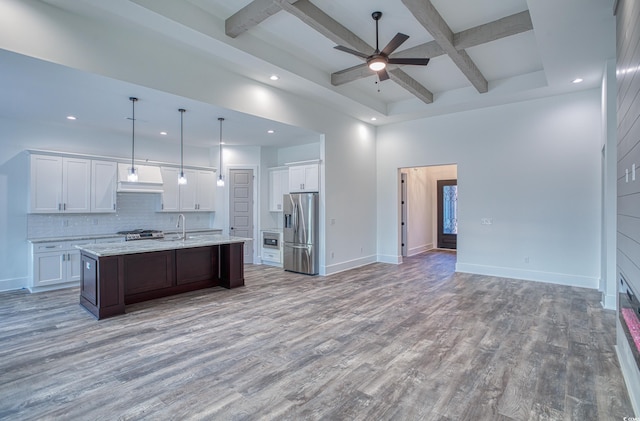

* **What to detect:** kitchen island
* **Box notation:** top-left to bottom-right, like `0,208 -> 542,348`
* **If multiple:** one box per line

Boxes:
77,234 -> 248,319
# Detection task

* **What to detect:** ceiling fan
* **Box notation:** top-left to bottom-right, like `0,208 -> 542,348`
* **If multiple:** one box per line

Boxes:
334,11 -> 430,81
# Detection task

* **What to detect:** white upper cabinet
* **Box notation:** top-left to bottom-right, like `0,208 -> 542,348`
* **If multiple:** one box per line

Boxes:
195,170 -> 216,211
269,168 -> 289,212
30,154 -> 90,213
91,160 -> 117,213
288,163 -> 319,193
159,167 -> 181,212
159,167 -> 215,212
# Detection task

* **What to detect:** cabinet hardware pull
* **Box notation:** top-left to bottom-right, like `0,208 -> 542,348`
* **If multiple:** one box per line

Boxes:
58,203 -> 62,211
45,245 -> 57,249
63,203 -> 66,211
62,254 -> 66,261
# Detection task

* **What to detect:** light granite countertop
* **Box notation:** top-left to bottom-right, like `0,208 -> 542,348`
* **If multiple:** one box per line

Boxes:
28,229 -> 223,244
76,234 -> 249,257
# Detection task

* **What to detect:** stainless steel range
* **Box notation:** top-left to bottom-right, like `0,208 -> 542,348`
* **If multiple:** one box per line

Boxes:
117,229 -> 164,241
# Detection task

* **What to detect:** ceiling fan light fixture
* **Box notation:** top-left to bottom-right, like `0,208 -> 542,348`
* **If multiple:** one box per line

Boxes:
368,57 -> 386,71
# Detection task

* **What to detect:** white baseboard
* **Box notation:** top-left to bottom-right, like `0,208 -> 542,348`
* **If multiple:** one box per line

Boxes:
408,243 -> 434,257
324,255 -> 377,276
28,281 -> 78,293
376,254 -> 402,264
0,277 -> 28,292
455,263 -> 599,289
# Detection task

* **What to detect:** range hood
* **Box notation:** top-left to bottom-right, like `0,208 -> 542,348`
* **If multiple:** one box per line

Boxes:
117,163 -> 164,193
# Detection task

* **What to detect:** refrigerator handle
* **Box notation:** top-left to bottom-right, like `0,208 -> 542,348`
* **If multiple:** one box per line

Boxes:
292,203 -> 298,232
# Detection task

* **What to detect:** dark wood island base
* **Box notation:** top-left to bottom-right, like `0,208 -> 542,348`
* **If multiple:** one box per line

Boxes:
80,242 -> 244,319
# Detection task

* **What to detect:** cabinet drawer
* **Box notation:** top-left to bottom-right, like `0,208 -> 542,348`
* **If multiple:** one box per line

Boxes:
262,249 -> 281,262
34,243 -> 65,252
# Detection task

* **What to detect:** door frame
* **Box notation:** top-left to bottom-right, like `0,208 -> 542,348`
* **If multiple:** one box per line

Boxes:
224,164 -> 259,264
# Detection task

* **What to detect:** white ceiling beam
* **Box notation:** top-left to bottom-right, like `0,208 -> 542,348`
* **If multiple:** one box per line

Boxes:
388,69 -> 433,104
454,11 -> 533,50
275,0 -> 374,55
402,0 -> 488,93
226,0 -> 295,38
278,0 -> 433,103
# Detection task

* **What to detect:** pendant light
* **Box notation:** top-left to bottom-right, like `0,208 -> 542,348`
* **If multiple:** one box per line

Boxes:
127,97 -> 138,182
178,108 -> 187,185
217,117 -> 225,187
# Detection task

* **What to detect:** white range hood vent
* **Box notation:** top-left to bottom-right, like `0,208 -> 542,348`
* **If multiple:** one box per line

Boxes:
117,163 -> 164,193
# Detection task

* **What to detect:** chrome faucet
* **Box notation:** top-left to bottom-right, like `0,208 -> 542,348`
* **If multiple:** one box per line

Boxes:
176,214 -> 186,241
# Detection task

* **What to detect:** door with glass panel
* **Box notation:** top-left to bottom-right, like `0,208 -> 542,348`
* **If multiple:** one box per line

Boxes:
437,179 -> 457,249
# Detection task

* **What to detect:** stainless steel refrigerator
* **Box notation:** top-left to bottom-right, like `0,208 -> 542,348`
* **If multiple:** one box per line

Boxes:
283,192 -> 319,275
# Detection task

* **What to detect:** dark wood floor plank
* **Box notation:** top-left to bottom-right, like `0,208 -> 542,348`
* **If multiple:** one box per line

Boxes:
0,251 -> 633,420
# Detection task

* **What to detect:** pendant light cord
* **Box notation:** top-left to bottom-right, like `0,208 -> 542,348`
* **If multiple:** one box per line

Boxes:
218,117 -> 224,179
130,97 -> 137,171
179,109 -> 185,175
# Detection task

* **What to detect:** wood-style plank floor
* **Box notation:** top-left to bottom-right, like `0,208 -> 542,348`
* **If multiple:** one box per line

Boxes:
0,251 -> 633,420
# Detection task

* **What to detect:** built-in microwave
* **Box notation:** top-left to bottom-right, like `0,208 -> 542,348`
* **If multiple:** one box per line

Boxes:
263,232 -> 280,249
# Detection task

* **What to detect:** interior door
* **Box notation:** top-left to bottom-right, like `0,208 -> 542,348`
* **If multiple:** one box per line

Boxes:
437,179 -> 458,249
229,169 -> 254,263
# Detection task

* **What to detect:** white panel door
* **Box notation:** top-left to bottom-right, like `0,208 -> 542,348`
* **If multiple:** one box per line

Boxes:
33,252 -> 65,287
229,169 -> 254,264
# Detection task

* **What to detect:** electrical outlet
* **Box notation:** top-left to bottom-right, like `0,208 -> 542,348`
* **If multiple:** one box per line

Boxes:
524,256 -> 529,264
481,218 -> 493,225
63,219 -> 69,227
331,251 -> 335,259
92,218 -> 98,225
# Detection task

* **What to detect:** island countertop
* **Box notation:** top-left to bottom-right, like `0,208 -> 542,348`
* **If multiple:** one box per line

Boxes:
76,234 -> 250,257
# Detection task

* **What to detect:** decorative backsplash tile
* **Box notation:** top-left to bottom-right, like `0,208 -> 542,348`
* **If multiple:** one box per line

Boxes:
28,193 -> 213,238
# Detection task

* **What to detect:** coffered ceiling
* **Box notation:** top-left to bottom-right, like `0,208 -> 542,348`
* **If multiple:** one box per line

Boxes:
2,0 -> 616,147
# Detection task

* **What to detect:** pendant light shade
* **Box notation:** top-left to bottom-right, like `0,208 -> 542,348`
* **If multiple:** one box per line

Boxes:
127,97 -> 138,182
217,117 -> 225,187
178,108 -> 187,185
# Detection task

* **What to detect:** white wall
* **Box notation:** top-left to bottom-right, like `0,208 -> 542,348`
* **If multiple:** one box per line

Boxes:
378,90 -> 602,288
0,0 -> 377,281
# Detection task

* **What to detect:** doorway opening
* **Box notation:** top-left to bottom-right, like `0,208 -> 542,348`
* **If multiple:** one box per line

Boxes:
399,164 -> 458,259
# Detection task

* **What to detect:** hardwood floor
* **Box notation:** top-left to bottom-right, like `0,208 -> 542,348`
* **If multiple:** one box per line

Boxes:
0,251 -> 633,420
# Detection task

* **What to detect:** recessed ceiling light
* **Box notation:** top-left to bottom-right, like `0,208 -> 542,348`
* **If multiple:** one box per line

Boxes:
160,131 -> 167,135
270,75 -> 279,81
371,117 -> 377,121
66,115 -> 76,120
572,78 -> 583,84
267,129 -> 275,134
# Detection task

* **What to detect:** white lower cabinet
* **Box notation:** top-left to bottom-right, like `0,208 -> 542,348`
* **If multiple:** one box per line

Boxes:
30,240 -> 95,292
261,231 -> 283,266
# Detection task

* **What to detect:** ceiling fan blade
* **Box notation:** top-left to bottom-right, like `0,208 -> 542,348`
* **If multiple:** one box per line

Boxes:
378,68 -> 390,81
388,58 -> 430,66
381,33 -> 409,56
334,45 -> 369,59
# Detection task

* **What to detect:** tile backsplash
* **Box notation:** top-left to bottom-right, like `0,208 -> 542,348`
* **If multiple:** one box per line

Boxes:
28,193 -> 214,238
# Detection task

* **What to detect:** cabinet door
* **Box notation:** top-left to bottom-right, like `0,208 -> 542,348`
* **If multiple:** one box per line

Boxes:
63,158 -> 91,212
91,160 -> 117,213
269,169 -> 283,211
30,155 -> 63,213
195,170 -> 216,211
288,166 -> 306,193
302,164 -> 319,192
179,169 -> 198,211
159,167 -> 180,211
33,251 -> 65,287
67,250 -> 83,282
